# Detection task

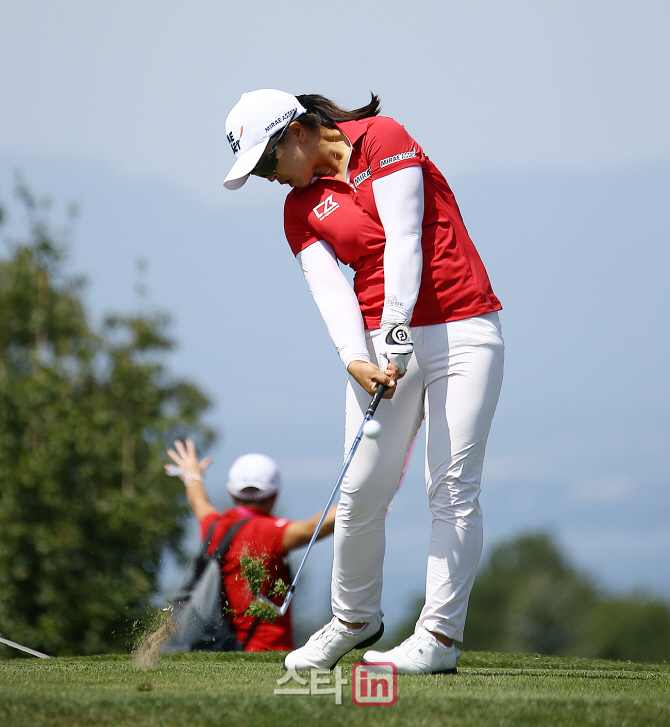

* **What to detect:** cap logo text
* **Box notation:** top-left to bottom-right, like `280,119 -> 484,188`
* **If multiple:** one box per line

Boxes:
227,125 -> 243,154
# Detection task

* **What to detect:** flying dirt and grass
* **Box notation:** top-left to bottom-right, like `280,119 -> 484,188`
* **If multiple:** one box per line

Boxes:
239,554 -> 289,622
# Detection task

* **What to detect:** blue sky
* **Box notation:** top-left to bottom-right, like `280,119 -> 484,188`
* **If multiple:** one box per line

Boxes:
2,1 -> 669,636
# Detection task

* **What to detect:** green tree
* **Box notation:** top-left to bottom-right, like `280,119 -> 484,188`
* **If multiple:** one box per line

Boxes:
390,532 -> 670,663
576,595 -> 670,663
463,533 -> 597,655
0,179 -> 214,657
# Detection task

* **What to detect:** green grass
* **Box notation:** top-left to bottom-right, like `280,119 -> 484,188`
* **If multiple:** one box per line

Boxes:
1,650 -> 669,727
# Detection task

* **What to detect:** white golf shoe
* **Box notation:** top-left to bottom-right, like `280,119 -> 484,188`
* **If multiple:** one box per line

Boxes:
284,613 -> 384,671
363,628 -> 460,675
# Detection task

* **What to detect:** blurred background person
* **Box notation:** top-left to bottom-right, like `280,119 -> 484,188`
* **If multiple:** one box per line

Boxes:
166,438 -> 336,651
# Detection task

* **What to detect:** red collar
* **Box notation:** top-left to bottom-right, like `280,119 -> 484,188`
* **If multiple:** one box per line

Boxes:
234,504 -> 268,519
335,118 -> 370,145
290,119 -> 372,195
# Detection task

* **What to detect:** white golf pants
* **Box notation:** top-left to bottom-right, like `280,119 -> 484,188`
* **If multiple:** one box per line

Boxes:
331,312 -> 504,641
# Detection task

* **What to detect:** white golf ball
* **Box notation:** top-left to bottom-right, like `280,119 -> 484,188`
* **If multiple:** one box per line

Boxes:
363,420 -> 382,439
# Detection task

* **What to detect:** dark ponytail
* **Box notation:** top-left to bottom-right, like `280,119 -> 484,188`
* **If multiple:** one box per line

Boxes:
295,93 -> 381,129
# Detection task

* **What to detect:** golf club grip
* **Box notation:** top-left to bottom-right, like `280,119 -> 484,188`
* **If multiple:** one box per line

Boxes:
366,384 -> 387,418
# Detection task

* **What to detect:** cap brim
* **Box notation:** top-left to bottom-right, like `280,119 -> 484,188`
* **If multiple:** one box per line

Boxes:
226,484 -> 280,501
223,139 -> 267,190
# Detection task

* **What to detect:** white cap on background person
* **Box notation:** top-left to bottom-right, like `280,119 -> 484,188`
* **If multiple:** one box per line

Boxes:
223,89 -> 306,190
226,453 -> 282,501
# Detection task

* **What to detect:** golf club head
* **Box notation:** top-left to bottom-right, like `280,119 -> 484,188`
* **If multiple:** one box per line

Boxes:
256,592 -> 292,618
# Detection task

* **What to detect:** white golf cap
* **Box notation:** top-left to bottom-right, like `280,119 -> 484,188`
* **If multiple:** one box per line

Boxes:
223,89 -> 307,190
226,453 -> 282,501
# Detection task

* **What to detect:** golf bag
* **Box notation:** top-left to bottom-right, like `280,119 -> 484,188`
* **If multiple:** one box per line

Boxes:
162,518 -> 257,652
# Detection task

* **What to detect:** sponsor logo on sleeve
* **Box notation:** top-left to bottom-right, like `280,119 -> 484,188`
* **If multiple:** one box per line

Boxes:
383,293 -> 405,310
353,168 -> 371,187
313,194 -> 340,220
379,150 -> 416,169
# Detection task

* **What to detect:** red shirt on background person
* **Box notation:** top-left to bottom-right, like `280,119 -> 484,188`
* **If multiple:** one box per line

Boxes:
166,440 -> 336,652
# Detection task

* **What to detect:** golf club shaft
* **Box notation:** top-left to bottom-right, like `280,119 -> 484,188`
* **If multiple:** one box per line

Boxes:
0,635 -> 51,659
275,384 -> 388,616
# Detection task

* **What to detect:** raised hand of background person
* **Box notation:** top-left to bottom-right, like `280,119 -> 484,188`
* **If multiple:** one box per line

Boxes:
165,438 -> 212,483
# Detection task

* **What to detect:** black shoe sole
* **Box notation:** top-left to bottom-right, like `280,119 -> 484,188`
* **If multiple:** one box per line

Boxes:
356,622 -> 385,650
327,622 -> 385,670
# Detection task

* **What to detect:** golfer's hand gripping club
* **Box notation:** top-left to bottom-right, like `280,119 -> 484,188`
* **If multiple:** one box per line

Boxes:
256,384 -> 387,618
378,323 -> 413,375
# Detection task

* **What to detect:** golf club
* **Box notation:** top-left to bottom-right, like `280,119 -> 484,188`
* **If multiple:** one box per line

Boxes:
256,383 -> 388,618
0,635 -> 51,659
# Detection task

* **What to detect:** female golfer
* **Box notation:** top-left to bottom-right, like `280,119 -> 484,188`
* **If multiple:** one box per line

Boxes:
223,89 -> 504,674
